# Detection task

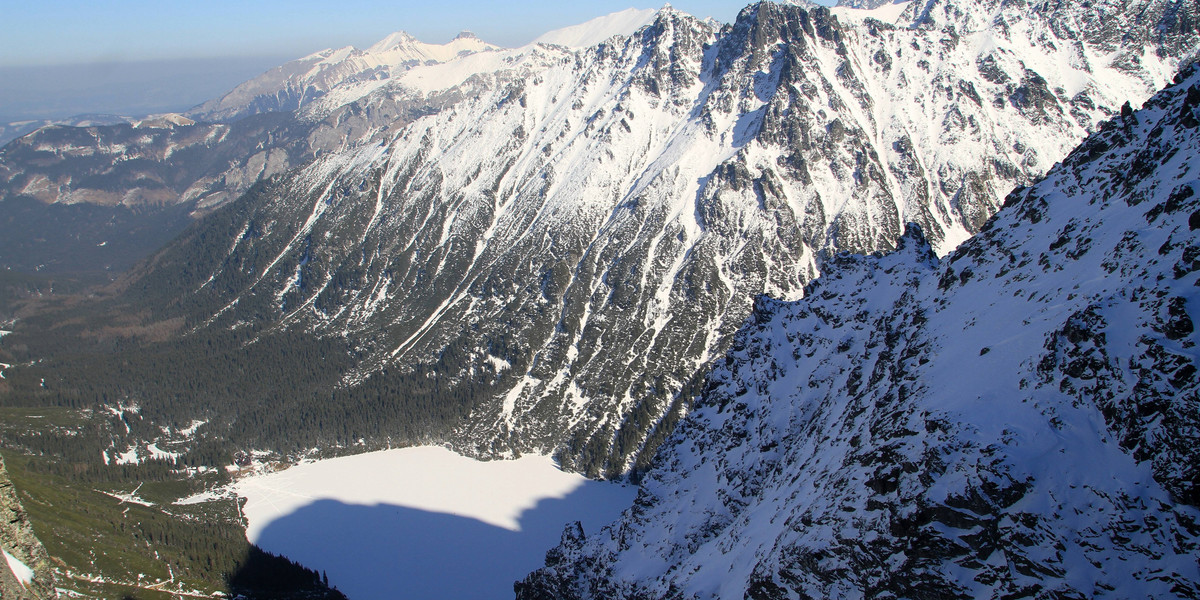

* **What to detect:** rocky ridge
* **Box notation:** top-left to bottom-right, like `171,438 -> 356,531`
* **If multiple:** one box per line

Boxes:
516,61 -> 1200,600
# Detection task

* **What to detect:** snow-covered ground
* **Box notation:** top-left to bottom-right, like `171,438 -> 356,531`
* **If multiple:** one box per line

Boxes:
3,549 -> 34,587
532,8 -> 659,48
233,446 -> 636,600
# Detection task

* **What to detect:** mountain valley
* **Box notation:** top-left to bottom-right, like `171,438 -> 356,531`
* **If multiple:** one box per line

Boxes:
0,0 -> 1198,598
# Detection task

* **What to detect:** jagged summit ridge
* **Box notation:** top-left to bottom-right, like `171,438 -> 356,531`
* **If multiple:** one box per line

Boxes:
516,62 -> 1200,599
186,28 -> 501,123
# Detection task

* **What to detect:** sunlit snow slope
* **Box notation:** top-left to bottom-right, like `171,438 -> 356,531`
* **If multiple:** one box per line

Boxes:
533,8 -> 660,48
188,31 -> 499,123
518,62 -> 1200,600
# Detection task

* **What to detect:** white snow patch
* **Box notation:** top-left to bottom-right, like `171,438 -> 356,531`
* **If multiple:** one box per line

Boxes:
174,489 -> 232,506
233,446 -> 635,600
533,8 -> 659,49
485,354 -> 512,372
103,402 -> 140,417
830,1 -> 914,25
113,447 -> 140,465
177,419 -> 207,437
146,443 -> 180,462
100,484 -> 154,507
2,549 -> 33,587
500,376 -> 538,424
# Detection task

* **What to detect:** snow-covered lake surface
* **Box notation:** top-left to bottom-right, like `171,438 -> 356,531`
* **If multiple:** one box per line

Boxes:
233,446 -> 636,600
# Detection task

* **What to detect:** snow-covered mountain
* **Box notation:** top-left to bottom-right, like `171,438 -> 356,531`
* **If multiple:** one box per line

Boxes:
0,28 -> 504,214
516,59 -> 1200,600
118,0 -> 1197,474
832,0 -> 902,10
532,8 -> 660,49
187,30 -> 499,123
0,11 -> 671,274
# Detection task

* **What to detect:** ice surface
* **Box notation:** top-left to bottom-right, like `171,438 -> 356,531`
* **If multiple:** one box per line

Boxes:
234,446 -> 635,600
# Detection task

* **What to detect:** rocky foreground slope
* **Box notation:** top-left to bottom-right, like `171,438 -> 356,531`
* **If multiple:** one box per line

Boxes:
516,61 -> 1200,600
0,457 -> 55,600
119,0 -> 1198,474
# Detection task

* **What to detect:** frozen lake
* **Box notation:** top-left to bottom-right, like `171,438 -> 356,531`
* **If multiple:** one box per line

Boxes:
233,446 -> 636,599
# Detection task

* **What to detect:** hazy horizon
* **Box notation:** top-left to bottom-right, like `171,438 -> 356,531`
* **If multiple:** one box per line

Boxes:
0,2 -> 754,123
0,56 -> 292,123
2,2 -> 761,68
0,1 -> 838,123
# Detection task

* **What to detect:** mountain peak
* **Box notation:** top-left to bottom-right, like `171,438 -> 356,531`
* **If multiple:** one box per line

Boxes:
366,30 -> 419,53
892,222 -> 938,264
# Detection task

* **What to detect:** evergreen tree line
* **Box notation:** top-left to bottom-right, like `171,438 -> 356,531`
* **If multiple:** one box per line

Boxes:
0,312 -> 503,467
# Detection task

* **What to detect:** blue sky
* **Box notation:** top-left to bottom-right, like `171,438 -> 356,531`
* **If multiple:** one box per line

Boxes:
1,1 -> 775,67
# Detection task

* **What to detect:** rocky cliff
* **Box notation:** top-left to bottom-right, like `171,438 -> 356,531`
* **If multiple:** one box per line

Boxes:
516,60 -> 1200,600
0,458 -> 55,600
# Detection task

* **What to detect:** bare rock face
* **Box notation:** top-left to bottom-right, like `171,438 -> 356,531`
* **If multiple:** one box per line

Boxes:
516,63 -> 1200,600
0,458 -> 56,600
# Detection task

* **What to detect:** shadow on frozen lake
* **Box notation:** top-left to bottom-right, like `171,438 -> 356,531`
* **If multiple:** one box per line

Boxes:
244,480 -> 633,600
